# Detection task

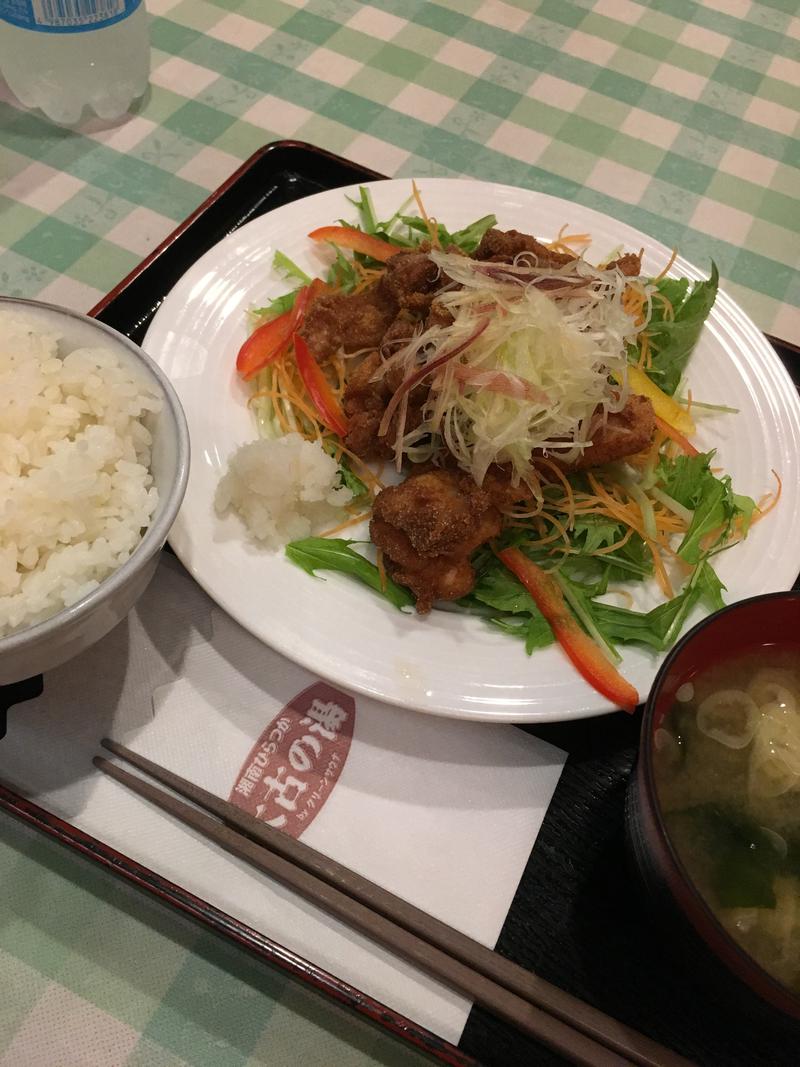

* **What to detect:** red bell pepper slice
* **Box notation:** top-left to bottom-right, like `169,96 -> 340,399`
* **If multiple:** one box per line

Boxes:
236,280 -> 328,381
308,226 -> 402,262
654,415 -> 699,457
497,547 -> 640,712
236,308 -> 294,380
293,335 -> 348,439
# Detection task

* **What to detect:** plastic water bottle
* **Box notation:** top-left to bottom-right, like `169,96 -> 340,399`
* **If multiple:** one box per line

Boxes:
0,1 -> 149,125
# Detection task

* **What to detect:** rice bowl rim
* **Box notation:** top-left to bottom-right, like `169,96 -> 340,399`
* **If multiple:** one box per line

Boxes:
0,296 -> 190,653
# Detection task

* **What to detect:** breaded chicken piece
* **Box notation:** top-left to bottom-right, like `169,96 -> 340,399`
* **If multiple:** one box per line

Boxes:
341,349 -> 426,461
381,250 -> 441,312
480,466 -> 536,510
603,252 -> 642,277
299,249 -> 445,361
341,351 -> 391,460
299,285 -> 397,362
474,228 -> 575,269
570,395 -> 655,470
371,469 -> 502,613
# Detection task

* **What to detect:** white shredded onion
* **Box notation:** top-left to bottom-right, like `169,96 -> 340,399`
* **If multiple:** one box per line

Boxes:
372,248 -> 649,496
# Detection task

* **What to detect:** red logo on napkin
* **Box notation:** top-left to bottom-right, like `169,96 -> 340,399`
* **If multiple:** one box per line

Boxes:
229,682 -> 355,838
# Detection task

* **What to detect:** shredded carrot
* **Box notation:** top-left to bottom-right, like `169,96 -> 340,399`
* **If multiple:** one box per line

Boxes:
536,457 -> 576,526
653,247 -> 678,282
586,475 -> 646,535
608,480 -> 629,505
350,264 -> 385,296
546,225 -> 589,255
376,548 -> 387,592
552,526 -> 636,558
336,444 -> 385,492
518,523 -> 571,550
622,282 -> 649,327
562,499 -> 683,539
583,472 -> 673,594
654,414 -> 698,456
533,509 -> 571,545
651,290 -> 675,321
249,386 -> 293,434
636,331 -> 650,369
647,539 -> 674,598
275,357 -> 325,439
700,524 -> 727,551
411,180 -> 439,249
316,511 -> 371,538
754,469 -> 782,521
321,435 -> 385,493
593,527 -> 636,555
647,428 -> 667,464
651,510 -> 689,533
557,499 -> 606,515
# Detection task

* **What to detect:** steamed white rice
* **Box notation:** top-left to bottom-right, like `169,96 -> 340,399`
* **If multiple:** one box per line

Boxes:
215,433 -> 352,548
0,310 -> 161,637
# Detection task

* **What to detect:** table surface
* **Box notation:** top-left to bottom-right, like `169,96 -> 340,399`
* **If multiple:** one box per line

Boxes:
1,1 -> 798,1064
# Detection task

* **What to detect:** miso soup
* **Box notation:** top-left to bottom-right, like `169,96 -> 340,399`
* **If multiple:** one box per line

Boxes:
654,647 -> 800,994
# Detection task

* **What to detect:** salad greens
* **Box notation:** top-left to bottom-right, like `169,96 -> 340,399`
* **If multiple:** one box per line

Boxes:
286,538 -> 414,611
284,447 -> 751,659
320,441 -> 370,502
345,185 -> 497,257
250,252 -> 312,318
445,449 -> 752,659
273,250 -> 312,287
335,457 -> 369,502
253,186 -> 497,318
255,188 -> 758,672
656,452 -> 755,564
641,264 -> 719,396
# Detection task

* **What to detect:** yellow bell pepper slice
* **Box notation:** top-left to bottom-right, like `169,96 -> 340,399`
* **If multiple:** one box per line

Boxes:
627,364 -> 696,436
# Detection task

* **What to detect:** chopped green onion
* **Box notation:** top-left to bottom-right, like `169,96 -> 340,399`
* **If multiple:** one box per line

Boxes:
676,397 -> 740,414
555,573 -> 622,665
627,481 -> 657,541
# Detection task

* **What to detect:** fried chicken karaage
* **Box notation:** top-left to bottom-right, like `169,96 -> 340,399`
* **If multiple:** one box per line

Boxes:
307,229 -> 656,612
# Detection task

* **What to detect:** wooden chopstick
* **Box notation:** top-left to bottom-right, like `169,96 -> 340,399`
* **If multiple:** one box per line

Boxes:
99,739 -> 687,1067
96,741 -> 692,1067
94,754 -> 616,1066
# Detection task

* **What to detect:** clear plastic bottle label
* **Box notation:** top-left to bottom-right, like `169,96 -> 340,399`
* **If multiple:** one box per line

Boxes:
0,0 -> 142,33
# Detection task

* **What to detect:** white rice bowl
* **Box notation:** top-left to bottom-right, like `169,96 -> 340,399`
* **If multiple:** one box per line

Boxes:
0,309 -> 162,637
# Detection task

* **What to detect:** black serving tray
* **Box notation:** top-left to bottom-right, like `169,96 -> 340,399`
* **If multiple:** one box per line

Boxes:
3,141 -> 800,1067
88,141 -> 384,343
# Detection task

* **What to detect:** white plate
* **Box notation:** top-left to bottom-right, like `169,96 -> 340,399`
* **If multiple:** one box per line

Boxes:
143,178 -> 800,723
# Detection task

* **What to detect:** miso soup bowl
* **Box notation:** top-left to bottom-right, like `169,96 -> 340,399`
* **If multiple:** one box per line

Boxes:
626,590 -> 800,1024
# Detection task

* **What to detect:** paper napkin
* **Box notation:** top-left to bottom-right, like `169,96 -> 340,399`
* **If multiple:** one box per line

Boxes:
0,555 -> 566,1044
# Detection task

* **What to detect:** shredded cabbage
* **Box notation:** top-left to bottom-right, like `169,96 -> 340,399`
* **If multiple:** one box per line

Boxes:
373,248 -> 651,499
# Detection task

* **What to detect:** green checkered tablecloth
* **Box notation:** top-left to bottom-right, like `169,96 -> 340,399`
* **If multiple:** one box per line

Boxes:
0,1 -> 798,1064
1,0 -> 799,339
0,815 -> 429,1067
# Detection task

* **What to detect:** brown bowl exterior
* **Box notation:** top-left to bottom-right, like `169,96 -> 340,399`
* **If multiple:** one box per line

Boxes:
627,591 -> 800,1023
